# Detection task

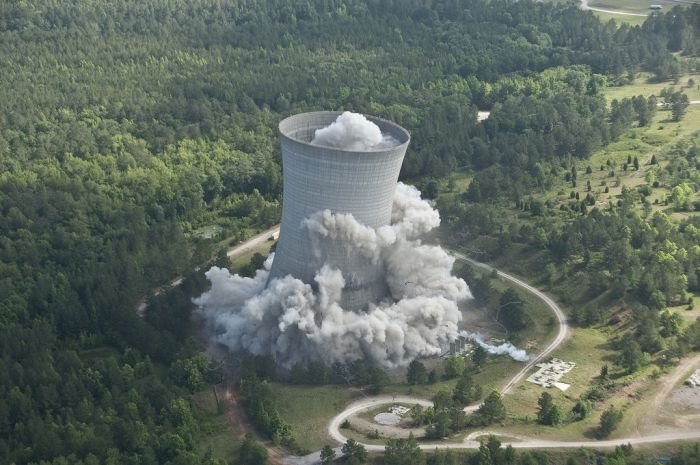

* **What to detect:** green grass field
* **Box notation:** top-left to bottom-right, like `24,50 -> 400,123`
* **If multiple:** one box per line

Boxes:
269,384 -> 361,450
227,239 -> 276,271
605,73 -> 700,102
267,256 -> 563,448
592,10 -> 648,26
542,74 -> 700,219
193,389 -> 241,461
221,74 -> 700,450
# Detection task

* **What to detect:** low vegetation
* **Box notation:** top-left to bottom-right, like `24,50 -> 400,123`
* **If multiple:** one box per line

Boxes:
2,0 -> 699,462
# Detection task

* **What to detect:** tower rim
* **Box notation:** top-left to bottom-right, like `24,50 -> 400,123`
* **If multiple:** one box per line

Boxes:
278,111 -> 411,154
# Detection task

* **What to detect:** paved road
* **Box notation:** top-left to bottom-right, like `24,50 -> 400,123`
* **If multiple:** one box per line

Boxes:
310,254 -> 700,463
320,255 -> 569,453
659,100 -> 700,106
580,0 -> 649,17
453,253 -> 569,395
140,222 -> 700,461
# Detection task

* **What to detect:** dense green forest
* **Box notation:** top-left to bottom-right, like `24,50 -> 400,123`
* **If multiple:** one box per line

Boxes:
1,0 -> 698,463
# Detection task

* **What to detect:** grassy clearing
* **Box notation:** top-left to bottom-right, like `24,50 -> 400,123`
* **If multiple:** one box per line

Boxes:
446,170 -> 473,192
592,10 -> 648,26
587,0 -> 681,15
385,356 -> 522,401
227,239 -> 275,271
270,384 -> 360,451
472,328 -> 616,440
605,73 -> 700,102
452,326 -> 689,442
267,255 -> 553,448
548,75 -> 700,218
676,304 -> 700,325
228,73 -> 699,446
194,389 -> 240,461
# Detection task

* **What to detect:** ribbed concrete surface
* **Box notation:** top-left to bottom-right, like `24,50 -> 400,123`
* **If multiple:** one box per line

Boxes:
269,112 -> 410,309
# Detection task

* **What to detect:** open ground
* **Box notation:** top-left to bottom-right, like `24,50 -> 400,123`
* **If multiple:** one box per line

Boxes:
176,72 -> 700,463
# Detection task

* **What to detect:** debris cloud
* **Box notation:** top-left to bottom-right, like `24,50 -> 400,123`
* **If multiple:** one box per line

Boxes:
195,183 -> 470,368
460,331 -> 530,362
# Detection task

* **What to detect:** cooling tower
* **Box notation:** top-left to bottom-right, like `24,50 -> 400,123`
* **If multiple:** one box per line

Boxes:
269,111 -> 411,310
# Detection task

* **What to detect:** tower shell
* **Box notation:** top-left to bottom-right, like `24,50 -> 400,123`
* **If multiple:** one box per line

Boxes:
269,111 -> 410,309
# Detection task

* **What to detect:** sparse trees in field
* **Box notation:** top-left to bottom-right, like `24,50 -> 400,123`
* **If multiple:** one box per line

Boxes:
573,399 -> 592,420
478,440 -> 494,465
668,182 -> 694,211
660,310 -> 683,337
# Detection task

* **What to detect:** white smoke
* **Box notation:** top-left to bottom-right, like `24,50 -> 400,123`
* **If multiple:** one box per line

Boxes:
460,331 -> 530,362
311,111 -> 399,150
195,183 -> 471,368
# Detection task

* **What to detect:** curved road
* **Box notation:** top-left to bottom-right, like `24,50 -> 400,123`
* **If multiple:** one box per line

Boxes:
178,225 -> 700,460
313,253 -> 700,461
453,253 -> 568,395
323,254 -> 569,449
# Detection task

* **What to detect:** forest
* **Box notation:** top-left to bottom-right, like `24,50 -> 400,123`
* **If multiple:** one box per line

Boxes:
0,0 -> 699,463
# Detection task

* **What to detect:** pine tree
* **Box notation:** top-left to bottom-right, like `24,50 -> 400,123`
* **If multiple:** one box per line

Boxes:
321,445 -> 336,465
477,391 -> 506,424
598,406 -> 623,438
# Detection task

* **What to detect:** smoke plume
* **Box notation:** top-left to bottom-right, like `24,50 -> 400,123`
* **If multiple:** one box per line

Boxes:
311,111 -> 399,150
460,331 -> 530,362
195,183 -> 471,368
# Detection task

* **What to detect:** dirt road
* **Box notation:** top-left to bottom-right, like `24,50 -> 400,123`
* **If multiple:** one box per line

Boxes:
226,225 -> 280,258
640,354 -> 700,433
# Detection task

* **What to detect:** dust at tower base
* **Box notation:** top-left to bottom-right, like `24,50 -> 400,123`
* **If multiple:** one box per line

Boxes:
269,112 -> 411,310
195,111 -> 470,368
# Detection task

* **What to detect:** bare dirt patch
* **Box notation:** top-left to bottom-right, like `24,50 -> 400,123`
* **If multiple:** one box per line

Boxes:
668,386 -> 700,413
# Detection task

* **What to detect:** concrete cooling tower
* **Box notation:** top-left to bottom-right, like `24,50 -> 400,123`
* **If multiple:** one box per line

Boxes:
268,111 -> 411,310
